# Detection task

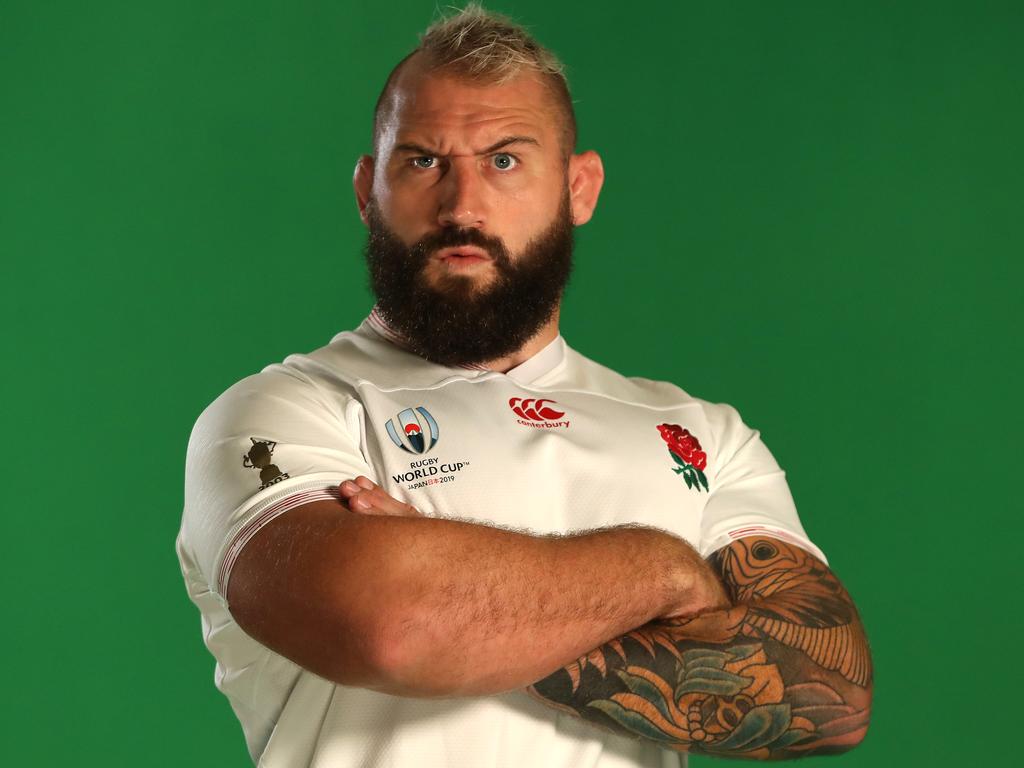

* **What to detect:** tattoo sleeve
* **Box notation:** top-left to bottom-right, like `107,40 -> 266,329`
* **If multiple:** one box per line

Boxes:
527,537 -> 873,759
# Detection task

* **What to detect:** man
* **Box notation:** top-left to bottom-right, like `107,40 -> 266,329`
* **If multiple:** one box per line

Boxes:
176,4 -> 872,766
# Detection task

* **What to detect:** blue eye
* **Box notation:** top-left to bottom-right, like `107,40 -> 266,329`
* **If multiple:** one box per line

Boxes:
412,157 -> 436,169
492,153 -> 517,170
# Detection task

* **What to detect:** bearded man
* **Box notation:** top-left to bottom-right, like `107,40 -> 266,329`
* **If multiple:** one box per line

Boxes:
176,4 -> 872,766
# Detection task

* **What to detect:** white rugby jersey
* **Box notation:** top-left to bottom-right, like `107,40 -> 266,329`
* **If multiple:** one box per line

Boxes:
176,311 -> 826,768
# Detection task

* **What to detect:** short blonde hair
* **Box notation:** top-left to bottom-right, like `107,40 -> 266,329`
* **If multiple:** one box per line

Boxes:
373,2 -> 577,160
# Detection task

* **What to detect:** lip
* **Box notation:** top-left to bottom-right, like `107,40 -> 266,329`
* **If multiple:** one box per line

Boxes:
435,246 -> 491,264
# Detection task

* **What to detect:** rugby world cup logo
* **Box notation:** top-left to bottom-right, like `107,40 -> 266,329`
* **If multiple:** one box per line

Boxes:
385,407 -> 440,454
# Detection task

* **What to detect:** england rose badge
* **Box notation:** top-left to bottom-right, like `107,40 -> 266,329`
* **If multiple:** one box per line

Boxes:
657,423 -> 709,492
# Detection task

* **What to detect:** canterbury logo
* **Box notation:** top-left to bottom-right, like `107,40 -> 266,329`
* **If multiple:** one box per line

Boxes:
509,397 -> 567,423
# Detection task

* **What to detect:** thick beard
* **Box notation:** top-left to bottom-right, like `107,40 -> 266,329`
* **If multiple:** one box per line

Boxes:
363,190 -> 574,367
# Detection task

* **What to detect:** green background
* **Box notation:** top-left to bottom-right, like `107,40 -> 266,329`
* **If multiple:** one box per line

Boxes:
2,0 -> 1019,764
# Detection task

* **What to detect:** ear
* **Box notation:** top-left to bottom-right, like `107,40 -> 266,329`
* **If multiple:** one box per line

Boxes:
353,154 -> 375,226
567,150 -> 605,226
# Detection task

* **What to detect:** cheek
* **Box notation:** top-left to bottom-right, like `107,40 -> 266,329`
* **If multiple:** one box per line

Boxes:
377,191 -> 434,236
496,191 -> 562,241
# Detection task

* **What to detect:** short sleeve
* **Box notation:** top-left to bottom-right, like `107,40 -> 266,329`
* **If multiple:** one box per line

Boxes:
179,366 -> 374,602
698,402 -> 828,564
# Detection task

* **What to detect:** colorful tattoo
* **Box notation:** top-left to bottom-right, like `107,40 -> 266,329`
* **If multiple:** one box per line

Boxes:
528,537 -> 873,759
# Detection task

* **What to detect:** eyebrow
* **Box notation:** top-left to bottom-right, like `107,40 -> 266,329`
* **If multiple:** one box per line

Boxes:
392,135 -> 541,156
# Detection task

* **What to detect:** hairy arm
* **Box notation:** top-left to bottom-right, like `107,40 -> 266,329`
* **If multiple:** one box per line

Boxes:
229,481 -> 728,698
527,536 -> 873,760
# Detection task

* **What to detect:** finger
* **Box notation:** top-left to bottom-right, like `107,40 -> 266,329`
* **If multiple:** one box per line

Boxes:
348,487 -> 422,517
354,475 -> 376,490
345,489 -> 394,515
348,492 -> 374,512
367,486 -> 417,516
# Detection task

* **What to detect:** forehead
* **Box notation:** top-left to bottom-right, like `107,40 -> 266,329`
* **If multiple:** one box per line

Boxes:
379,61 -> 559,152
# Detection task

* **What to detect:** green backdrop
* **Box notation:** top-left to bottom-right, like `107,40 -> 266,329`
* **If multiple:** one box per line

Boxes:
2,1 -> 1019,765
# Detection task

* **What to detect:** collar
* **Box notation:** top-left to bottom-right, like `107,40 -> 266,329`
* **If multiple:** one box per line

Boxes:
364,306 -> 566,385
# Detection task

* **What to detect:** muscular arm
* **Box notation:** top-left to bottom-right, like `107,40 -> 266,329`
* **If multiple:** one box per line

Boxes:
228,493 -> 728,699
527,536 -> 873,759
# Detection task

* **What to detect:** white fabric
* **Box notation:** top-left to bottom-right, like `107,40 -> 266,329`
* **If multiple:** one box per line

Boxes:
176,316 -> 825,767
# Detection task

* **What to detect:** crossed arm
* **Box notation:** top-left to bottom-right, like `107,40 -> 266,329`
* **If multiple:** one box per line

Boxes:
232,479 -> 872,761
526,536 -> 872,759
228,480 -> 727,697
338,477 -> 873,760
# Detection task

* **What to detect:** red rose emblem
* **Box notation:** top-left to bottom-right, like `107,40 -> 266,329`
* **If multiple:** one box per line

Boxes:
657,423 -> 707,471
657,423 -> 709,492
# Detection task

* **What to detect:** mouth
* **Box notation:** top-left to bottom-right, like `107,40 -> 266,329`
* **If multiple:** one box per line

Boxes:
434,246 -> 491,268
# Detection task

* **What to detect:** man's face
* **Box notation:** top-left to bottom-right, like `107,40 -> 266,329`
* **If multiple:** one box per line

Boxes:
359,60 -> 578,366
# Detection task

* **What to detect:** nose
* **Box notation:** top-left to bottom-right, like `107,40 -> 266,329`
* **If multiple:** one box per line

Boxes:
436,157 -> 486,229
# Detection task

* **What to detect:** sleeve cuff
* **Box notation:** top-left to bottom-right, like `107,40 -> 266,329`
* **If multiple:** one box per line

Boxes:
212,472 -> 352,600
700,523 -> 829,565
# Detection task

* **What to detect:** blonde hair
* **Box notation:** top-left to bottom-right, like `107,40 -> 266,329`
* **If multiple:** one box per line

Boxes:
373,2 -> 577,160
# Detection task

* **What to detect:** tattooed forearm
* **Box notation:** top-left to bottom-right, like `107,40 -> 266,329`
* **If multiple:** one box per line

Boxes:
528,537 -> 873,759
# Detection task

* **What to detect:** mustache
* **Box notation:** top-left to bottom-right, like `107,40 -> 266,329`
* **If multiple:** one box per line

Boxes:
411,227 -> 511,267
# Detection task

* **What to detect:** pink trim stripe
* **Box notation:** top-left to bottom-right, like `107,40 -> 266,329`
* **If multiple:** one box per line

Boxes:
367,306 -> 406,346
216,486 -> 343,595
724,525 -> 826,562
727,525 -> 806,546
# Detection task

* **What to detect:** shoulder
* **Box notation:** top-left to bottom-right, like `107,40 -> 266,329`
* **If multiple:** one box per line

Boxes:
559,344 -> 761,467
561,344 -> 740,422
193,359 -> 340,439
187,338 -> 360,453
561,345 -> 690,405
193,323 -> 451,429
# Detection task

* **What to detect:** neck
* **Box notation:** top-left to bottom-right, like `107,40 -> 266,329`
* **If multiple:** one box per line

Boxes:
477,310 -> 561,373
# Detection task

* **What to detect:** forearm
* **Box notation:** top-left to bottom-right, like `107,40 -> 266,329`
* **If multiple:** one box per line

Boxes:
527,537 -> 873,759
360,516 -> 725,698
